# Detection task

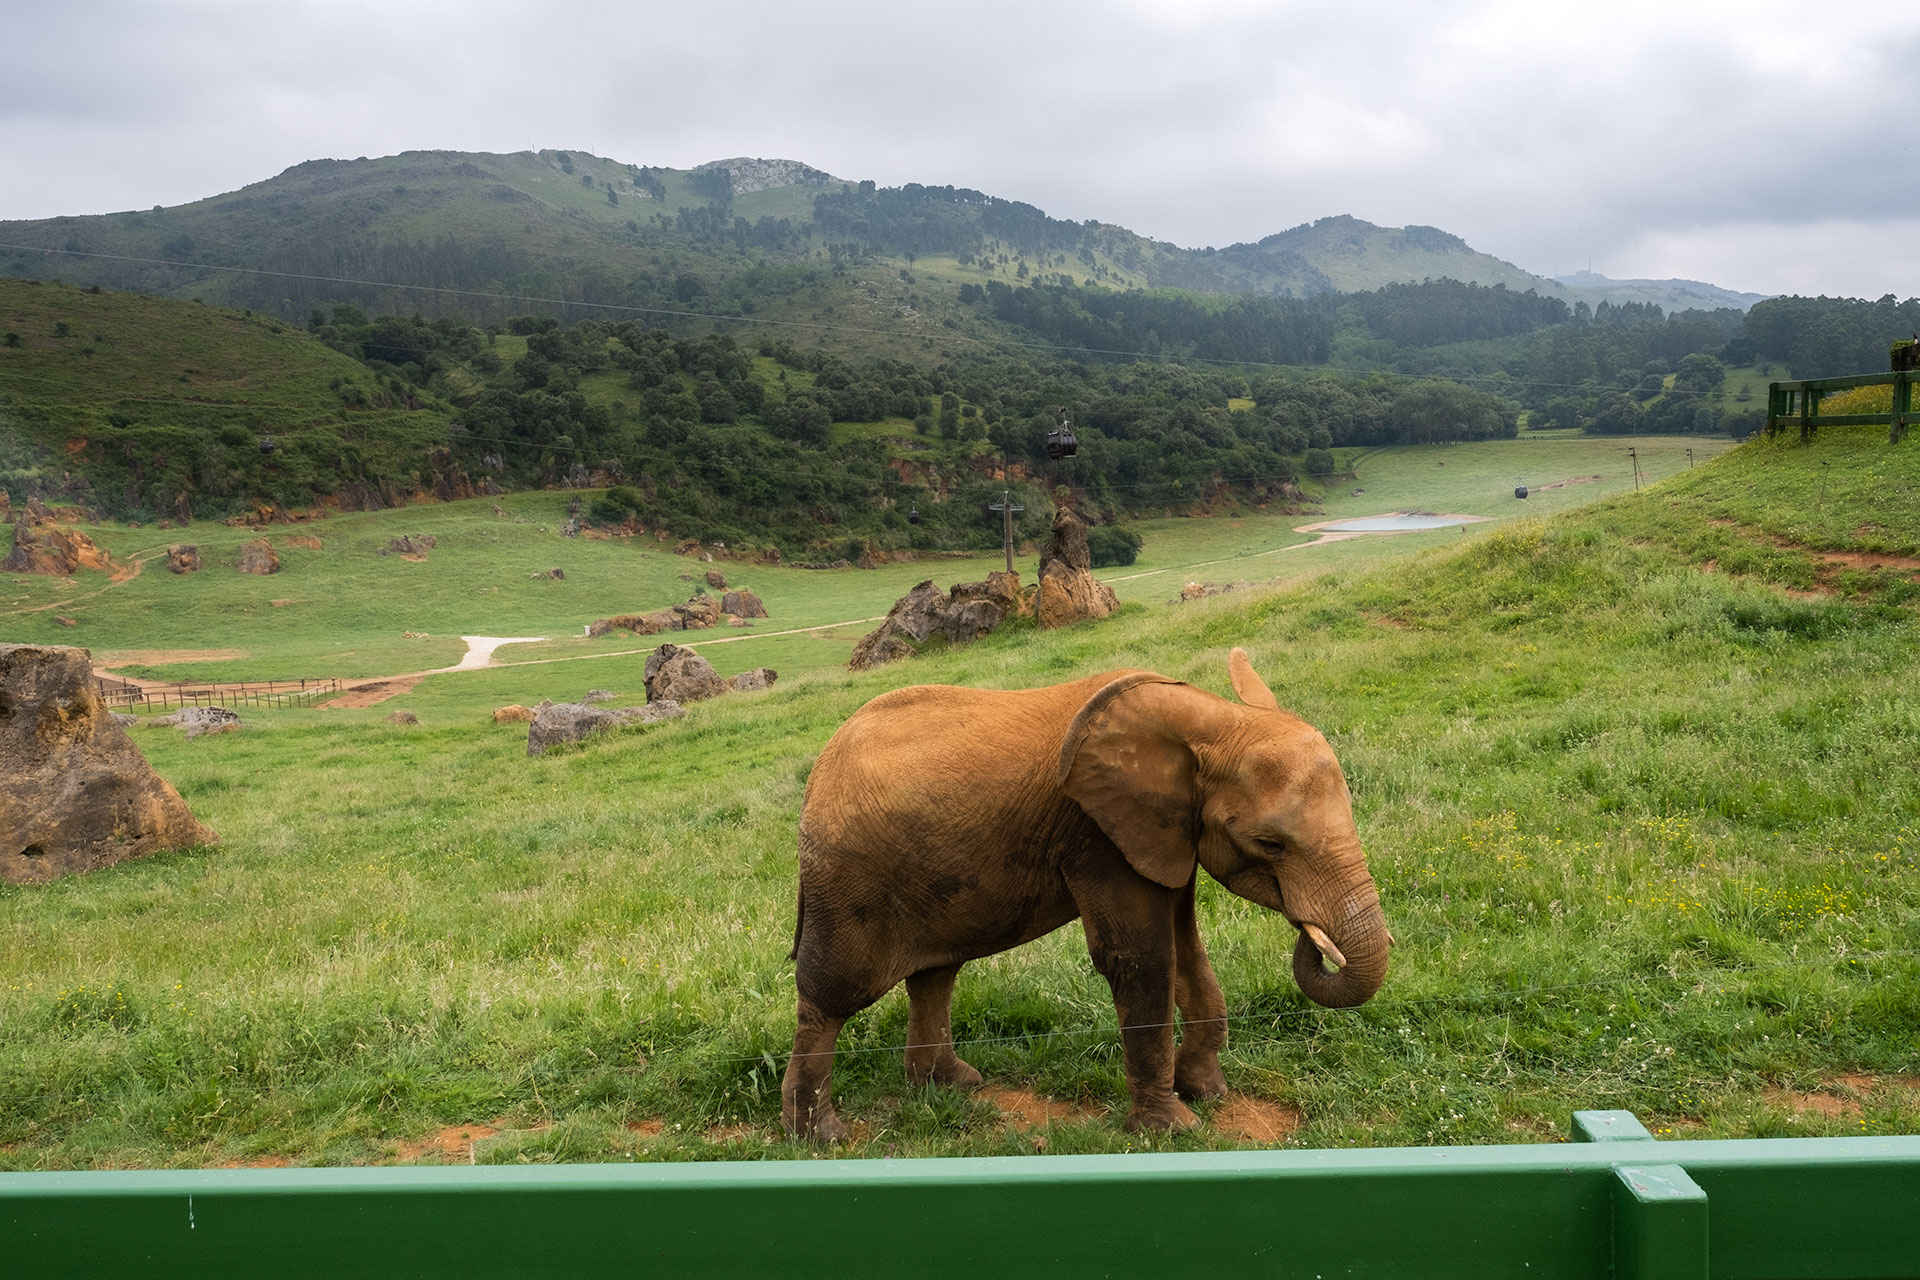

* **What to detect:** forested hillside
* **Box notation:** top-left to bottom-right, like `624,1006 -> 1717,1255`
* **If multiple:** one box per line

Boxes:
4,150 -> 1917,550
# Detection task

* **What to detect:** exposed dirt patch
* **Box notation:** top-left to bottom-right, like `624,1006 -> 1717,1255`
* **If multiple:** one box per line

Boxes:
321,675 -> 423,709
626,1118 -> 664,1138
98,648 -> 249,668
1210,1092 -> 1303,1143
280,536 -> 323,550
391,1122 -> 501,1163
1368,613 -> 1409,629
1765,1088 -> 1859,1118
704,1123 -> 758,1143
981,1086 -> 1106,1131
1535,474 -> 1603,491
1814,550 -> 1920,576
214,1154 -> 293,1169
270,599 -> 295,607
399,552 -> 429,563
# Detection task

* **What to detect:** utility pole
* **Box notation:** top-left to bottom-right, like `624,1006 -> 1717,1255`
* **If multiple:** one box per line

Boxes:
988,451 -> 1023,574
1627,446 -> 1641,491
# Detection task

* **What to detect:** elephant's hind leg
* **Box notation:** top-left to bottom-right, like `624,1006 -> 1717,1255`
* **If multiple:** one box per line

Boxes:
904,963 -> 983,1090
1173,880 -> 1229,1102
782,997 -> 850,1142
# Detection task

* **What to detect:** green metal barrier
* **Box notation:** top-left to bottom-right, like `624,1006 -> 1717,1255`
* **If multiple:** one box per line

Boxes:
4,1112 -> 1917,1279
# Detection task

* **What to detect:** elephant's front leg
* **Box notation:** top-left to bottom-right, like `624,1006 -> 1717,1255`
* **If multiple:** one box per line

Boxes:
1073,872 -> 1196,1134
904,963 -> 983,1090
781,997 -> 849,1142
1172,878 -> 1229,1102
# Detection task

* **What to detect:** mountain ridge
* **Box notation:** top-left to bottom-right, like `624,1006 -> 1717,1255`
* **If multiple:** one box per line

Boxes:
0,148 -> 1763,324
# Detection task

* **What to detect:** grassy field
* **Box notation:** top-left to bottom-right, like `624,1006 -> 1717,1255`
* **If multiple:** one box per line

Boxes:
2,427 -> 1913,1171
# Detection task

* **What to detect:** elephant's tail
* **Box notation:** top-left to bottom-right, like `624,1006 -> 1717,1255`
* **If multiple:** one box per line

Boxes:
789,886 -> 804,962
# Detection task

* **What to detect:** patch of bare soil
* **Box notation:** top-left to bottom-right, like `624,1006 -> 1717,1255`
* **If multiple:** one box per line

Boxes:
981,1086 -> 1106,1131
280,536 -> 323,550
704,1123 -> 758,1143
214,1155 -> 293,1169
1764,1088 -> 1859,1119
1210,1092 -> 1303,1144
321,675 -> 423,709
399,552 -> 429,563
98,648 -> 249,668
391,1122 -> 501,1163
626,1118 -> 664,1138
1814,550 -> 1920,576
1535,475 -> 1603,491
270,599 -> 295,607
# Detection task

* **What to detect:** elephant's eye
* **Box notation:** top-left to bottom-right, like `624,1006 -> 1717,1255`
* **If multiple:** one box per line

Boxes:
1254,835 -> 1288,853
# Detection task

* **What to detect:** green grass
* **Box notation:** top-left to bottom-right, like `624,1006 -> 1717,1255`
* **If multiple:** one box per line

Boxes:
2,428 -> 1915,1170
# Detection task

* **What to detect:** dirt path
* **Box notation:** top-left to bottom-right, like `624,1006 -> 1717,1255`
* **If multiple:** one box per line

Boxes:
4,550 -> 164,617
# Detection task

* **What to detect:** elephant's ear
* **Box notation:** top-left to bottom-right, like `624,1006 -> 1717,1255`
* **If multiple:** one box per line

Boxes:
1058,674 -> 1202,888
1228,646 -> 1280,710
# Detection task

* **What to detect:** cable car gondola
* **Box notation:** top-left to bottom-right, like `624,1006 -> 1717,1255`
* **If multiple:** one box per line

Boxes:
907,504 -> 920,525
1514,481 -> 1528,499
1046,411 -> 1078,460
259,433 -> 277,455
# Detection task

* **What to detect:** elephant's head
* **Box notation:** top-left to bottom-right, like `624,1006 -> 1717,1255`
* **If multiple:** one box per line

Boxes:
1057,648 -> 1390,1009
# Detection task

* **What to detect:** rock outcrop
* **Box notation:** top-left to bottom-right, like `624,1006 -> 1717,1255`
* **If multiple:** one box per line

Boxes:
383,534 -> 437,558
3,518 -> 111,576
1,643 -> 217,884
705,569 -> 728,590
493,704 -> 535,724
643,644 -> 730,704
720,589 -> 768,619
1035,508 -> 1119,629
237,538 -> 280,575
588,592 -> 731,638
152,705 -> 243,738
728,667 -> 778,693
849,572 -> 1028,670
526,699 -> 683,756
166,544 -> 200,574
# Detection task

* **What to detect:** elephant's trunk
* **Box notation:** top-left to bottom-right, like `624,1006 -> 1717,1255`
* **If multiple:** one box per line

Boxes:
1291,885 -> 1390,1010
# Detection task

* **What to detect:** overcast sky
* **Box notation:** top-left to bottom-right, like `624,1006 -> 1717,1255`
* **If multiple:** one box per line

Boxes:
5,1 -> 1917,300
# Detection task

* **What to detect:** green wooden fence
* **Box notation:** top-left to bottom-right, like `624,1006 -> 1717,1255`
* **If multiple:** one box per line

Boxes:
4,1111 -> 1918,1278
1766,371 -> 1914,443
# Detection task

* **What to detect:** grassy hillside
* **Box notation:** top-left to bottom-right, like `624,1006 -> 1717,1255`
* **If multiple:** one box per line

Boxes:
0,278 -> 460,518
2,426 -> 1910,1170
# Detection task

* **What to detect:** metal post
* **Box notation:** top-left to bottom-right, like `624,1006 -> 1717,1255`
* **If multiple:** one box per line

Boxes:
1628,447 -> 1640,491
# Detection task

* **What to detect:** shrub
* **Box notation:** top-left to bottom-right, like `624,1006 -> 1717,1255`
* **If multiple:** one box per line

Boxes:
1303,447 -> 1337,477
1086,524 -> 1143,567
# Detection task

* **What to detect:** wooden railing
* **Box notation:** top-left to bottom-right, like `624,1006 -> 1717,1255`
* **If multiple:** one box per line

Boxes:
96,677 -> 340,710
1766,369 -> 1914,442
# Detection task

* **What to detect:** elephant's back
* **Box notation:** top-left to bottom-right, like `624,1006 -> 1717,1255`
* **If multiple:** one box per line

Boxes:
801,672 -> 1144,846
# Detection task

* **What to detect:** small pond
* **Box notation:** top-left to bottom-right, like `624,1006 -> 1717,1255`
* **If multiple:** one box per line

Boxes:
1318,514 -> 1476,532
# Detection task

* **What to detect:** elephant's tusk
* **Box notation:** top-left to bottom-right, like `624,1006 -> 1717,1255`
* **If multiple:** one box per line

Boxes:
1303,923 -> 1346,969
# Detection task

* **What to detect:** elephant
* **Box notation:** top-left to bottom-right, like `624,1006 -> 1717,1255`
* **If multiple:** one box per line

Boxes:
781,647 -> 1390,1141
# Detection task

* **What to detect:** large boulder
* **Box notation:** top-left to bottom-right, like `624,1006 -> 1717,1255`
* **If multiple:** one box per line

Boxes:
720,589 -> 768,619
644,643 -> 730,704
729,667 -> 778,693
1034,507 -> 1119,629
166,544 -> 200,574
526,699 -> 683,756
588,591 -> 731,638
3,519 -> 111,576
849,573 -> 1029,670
0,644 -> 217,884
237,538 -> 280,575
705,569 -> 728,590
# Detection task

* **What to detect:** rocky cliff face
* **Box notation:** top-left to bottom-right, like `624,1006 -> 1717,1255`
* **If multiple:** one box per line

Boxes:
693,157 -> 840,195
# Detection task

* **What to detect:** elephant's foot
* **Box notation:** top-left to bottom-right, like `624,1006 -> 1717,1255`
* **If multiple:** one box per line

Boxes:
1174,1054 -> 1228,1102
906,1051 -> 983,1091
783,1098 -> 850,1144
1123,1096 -> 1198,1134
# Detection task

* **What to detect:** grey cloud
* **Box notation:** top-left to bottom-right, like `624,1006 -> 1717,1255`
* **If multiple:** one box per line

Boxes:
3,1 -> 1917,298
